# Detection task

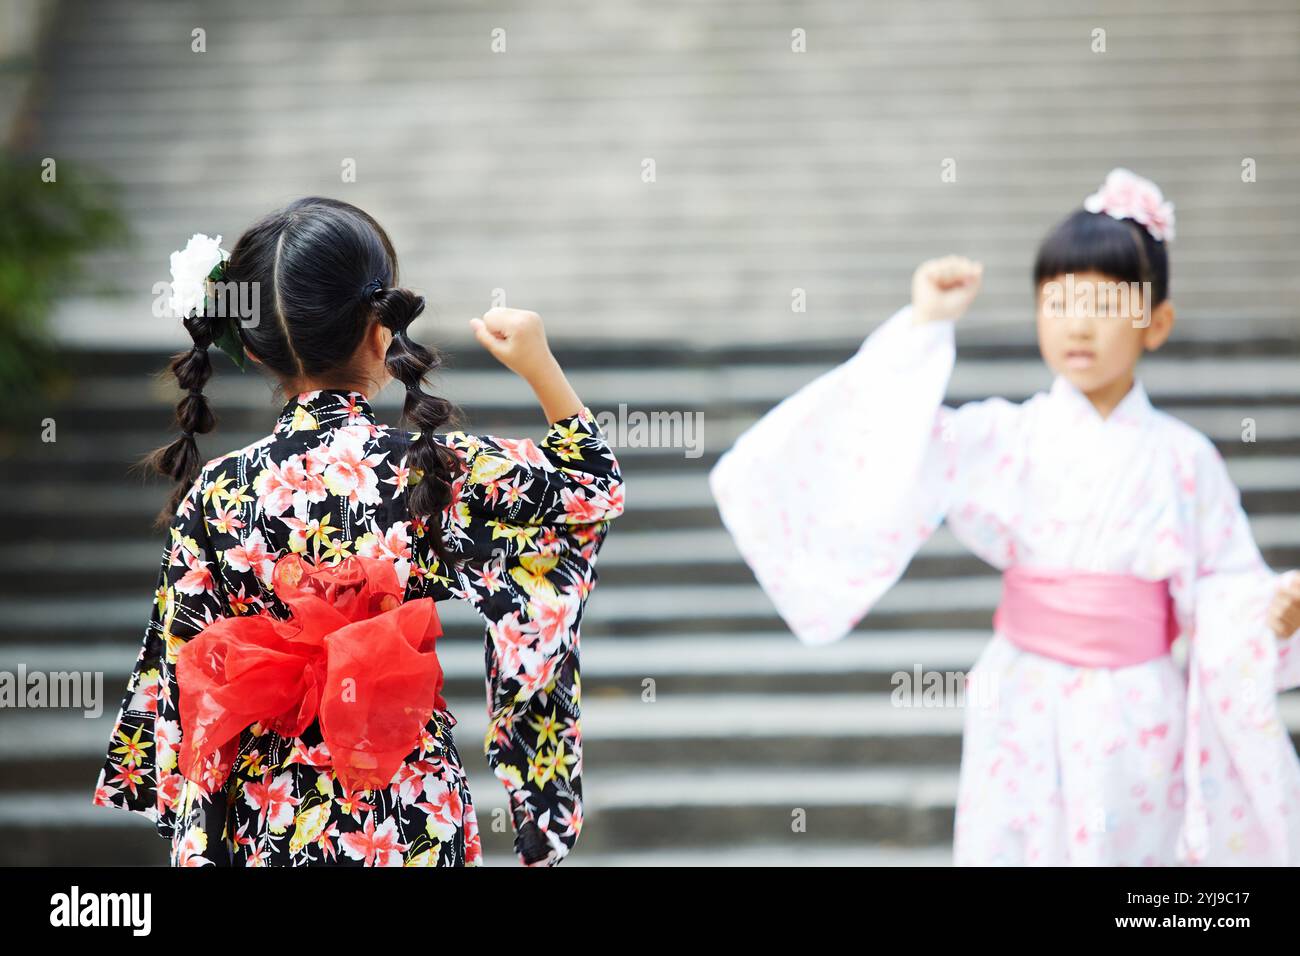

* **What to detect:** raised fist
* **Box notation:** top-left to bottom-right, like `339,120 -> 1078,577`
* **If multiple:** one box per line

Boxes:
911,256 -> 983,325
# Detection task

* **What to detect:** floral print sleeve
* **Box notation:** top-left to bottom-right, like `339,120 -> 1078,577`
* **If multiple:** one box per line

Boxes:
436,405 -> 625,866
92,470 -> 226,836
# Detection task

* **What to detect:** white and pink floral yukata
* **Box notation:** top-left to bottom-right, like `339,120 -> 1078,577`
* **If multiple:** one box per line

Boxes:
710,304 -> 1300,866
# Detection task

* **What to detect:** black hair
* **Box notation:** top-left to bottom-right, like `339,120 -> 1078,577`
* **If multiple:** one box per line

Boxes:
142,196 -> 463,569
1033,208 -> 1169,307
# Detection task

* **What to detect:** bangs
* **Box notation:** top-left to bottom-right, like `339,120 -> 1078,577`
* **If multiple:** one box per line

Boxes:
1033,208 -> 1168,304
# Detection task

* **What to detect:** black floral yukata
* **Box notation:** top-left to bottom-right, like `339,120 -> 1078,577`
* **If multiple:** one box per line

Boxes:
92,388 -> 625,866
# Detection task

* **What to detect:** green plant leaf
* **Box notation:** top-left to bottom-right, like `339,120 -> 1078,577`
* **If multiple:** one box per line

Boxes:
210,316 -> 247,370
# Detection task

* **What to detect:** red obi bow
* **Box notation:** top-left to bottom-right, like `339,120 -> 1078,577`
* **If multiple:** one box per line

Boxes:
176,553 -> 445,796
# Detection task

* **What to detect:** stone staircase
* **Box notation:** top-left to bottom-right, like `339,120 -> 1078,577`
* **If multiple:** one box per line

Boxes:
2,333 -> 1298,865
3,0 -> 1298,865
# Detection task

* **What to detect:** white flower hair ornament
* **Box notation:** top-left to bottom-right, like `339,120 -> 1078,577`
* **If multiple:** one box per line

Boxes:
168,232 -> 246,369
1083,168 -> 1175,243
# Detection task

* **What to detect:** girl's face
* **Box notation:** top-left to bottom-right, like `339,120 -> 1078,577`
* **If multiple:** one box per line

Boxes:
1035,270 -> 1175,400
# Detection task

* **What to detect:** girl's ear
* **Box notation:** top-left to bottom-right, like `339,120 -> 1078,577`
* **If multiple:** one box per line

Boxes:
367,319 -> 392,362
1143,299 -> 1176,351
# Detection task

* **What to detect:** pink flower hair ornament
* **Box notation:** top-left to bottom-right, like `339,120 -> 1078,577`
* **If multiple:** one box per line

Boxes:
1082,168 -> 1176,243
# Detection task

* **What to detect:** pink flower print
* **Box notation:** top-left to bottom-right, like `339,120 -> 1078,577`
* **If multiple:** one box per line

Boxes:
283,740 -> 331,770
494,436 -> 550,471
555,799 -> 582,838
415,782 -> 465,841
242,771 -> 299,832
489,611 -> 540,679
384,457 -> 411,496
516,649 -> 560,697
156,770 -> 185,816
155,718 -> 181,767
207,505 -> 245,536
254,456 -> 296,516
339,393 -> 368,422
354,522 -> 411,585
174,553 -> 215,596
493,473 -> 537,511
175,827 -> 212,867
338,812 -> 406,866
559,486 -> 608,523
471,560 -> 504,594
321,431 -> 385,509
531,596 -> 578,655
225,529 -> 277,583
130,669 -> 162,715
356,520 -> 412,566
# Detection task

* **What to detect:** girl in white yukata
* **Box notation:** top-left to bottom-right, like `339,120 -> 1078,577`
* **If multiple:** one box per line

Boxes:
710,169 -> 1300,866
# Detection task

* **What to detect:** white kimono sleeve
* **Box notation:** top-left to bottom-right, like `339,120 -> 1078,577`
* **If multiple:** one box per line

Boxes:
709,304 -> 1015,646
1178,438 -> 1300,864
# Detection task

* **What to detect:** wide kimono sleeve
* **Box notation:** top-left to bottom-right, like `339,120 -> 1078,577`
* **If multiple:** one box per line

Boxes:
709,303 -> 1016,646
1176,436 -> 1300,864
91,469 -> 227,838
439,405 -> 624,866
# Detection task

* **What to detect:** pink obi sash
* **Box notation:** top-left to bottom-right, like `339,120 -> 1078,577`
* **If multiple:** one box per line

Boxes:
992,566 -> 1178,668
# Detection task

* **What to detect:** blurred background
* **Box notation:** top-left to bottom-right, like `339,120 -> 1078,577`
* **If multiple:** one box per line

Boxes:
1,0 -> 1297,865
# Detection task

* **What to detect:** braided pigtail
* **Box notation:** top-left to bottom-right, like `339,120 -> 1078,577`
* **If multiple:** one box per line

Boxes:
139,312 -> 219,526
371,286 -> 464,570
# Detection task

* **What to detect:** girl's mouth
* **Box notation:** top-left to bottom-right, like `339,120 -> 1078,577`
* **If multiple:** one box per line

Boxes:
1065,349 -> 1095,369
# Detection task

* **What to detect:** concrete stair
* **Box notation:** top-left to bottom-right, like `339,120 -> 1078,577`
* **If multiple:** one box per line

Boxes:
2,335 -> 1299,865
5,0 -> 1299,865
17,0 -> 1300,349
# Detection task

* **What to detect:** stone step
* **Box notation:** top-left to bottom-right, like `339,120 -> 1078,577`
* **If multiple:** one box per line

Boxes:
3,458 -> 1297,537
10,683 -> 1300,769
2,534 -> 1298,598
0,574 -> 1011,640
0,633 -> 994,712
9,399 -> 1300,463
0,762 -> 961,864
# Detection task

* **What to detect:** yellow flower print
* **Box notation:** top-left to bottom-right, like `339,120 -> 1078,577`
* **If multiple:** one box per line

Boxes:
307,518 -> 340,551
509,552 -> 560,602
526,748 -> 556,787
490,520 -> 540,551
406,846 -> 440,866
320,537 -> 352,562
289,406 -> 319,432
201,473 -> 235,509
160,587 -> 184,664
237,750 -> 266,777
493,760 -> 524,792
452,499 -> 472,526
111,725 -> 152,768
169,526 -> 202,563
315,772 -> 335,798
551,739 -> 577,782
470,451 -> 516,486
547,421 -> 586,463
220,482 -> 254,509
530,708 -> 561,750
289,804 -> 331,855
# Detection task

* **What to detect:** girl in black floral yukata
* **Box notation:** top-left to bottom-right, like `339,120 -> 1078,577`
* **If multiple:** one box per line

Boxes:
91,197 -> 625,866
